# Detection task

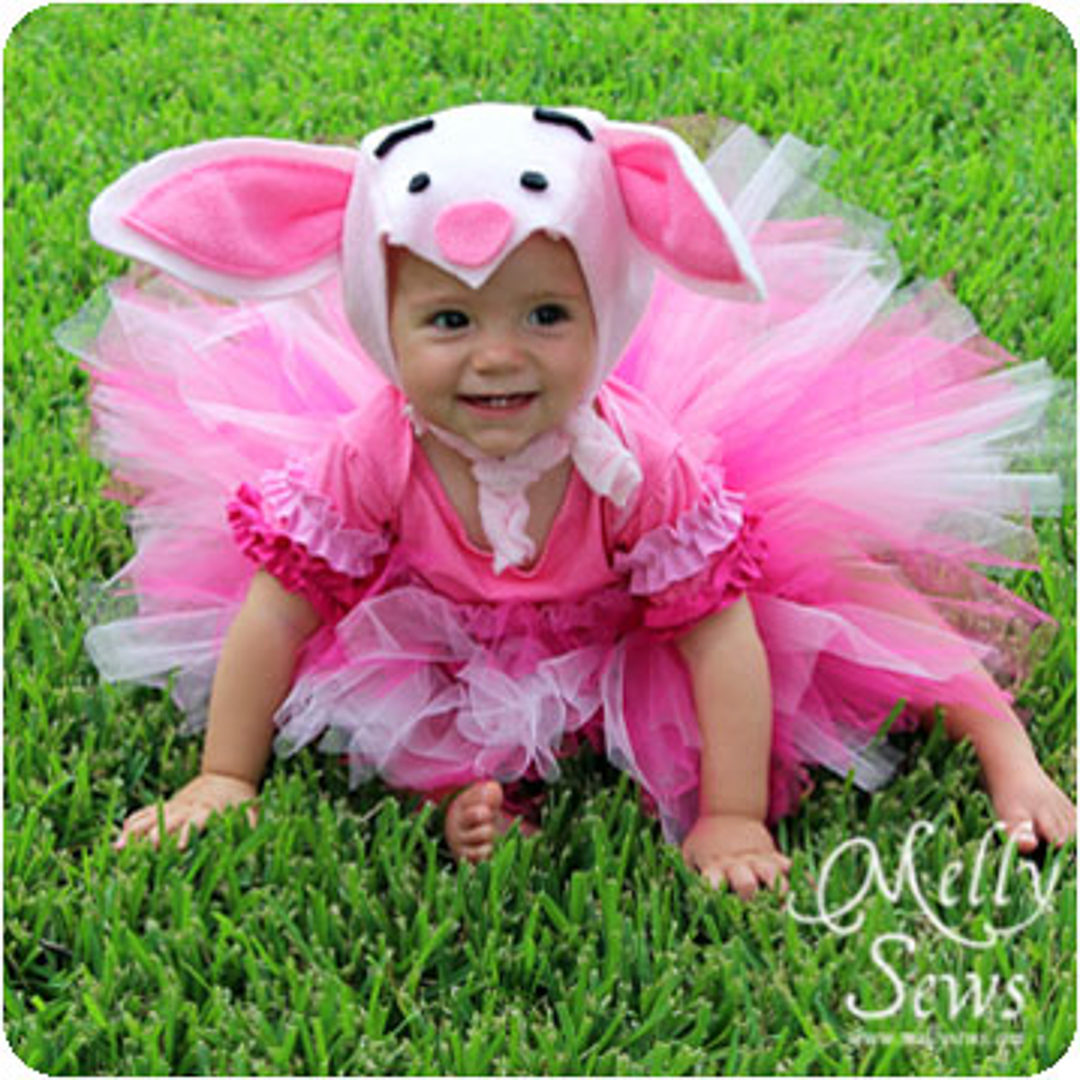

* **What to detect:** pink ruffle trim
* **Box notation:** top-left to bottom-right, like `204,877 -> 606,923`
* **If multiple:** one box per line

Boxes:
228,484 -> 381,622
615,470 -> 748,593
614,471 -> 766,630
643,515 -> 767,631
260,461 -> 390,579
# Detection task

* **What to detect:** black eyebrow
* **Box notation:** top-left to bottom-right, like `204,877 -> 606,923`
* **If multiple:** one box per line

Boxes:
533,106 -> 594,143
373,118 -> 436,159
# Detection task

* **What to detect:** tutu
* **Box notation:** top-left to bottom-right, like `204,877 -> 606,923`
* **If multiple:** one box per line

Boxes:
62,122 -> 1064,842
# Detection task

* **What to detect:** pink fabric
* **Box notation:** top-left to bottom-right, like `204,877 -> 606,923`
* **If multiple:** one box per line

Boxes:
229,379 -> 728,610
434,201 -> 514,267
412,400 -> 643,574
124,157 -> 353,277
605,131 -> 745,283
227,484 -> 374,623
615,468 -> 747,594
640,514 -> 768,633
258,460 -> 390,578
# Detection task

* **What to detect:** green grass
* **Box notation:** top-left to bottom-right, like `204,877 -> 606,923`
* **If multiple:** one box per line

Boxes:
4,3 -> 1076,1075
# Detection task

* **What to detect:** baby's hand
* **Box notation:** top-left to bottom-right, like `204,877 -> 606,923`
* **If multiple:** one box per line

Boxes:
113,773 -> 259,851
681,813 -> 791,899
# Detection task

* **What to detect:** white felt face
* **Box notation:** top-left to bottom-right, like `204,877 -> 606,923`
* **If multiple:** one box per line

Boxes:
366,105 -> 612,288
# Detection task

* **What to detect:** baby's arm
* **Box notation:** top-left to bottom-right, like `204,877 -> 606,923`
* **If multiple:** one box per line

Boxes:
677,597 -> 790,897
114,570 -> 321,849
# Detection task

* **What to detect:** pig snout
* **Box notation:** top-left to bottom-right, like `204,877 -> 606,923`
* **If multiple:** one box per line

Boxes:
434,201 -> 514,268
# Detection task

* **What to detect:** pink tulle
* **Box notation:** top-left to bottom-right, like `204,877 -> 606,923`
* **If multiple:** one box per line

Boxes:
270,580 -> 704,838
63,122 -> 1065,841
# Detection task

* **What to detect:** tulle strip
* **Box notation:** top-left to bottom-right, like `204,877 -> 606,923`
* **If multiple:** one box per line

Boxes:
83,603 -> 238,730
59,269 -> 387,505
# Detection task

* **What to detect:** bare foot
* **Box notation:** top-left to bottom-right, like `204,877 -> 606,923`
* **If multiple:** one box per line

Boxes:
444,781 -> 536,863
986,760 -> 1076,854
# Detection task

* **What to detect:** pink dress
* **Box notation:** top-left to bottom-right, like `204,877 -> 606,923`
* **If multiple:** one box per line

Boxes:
226,378 -> 764,839
65,124 -> 1060,842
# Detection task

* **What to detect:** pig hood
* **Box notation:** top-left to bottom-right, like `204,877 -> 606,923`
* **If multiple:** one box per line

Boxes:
89,102 -> 764,571
346,103 -> 763,391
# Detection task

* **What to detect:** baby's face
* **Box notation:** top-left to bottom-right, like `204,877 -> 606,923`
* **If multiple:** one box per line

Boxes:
388,233 -> 597,460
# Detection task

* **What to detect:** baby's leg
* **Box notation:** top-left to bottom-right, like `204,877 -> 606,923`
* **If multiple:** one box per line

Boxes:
934,703 -> 1075,853
835,553 -> 1074,851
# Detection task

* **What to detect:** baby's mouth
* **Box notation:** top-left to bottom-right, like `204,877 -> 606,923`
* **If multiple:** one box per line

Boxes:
458,392 -> 539,412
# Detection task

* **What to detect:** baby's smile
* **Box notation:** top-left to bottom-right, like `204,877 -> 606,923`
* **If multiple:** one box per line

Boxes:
457,391 -> 540,414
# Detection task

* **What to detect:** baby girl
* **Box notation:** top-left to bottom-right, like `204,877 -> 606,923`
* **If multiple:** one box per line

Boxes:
73,104 -> 1072,896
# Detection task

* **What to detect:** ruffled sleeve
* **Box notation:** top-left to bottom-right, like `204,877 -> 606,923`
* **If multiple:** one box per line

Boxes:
611,450 -> 766,634
227,393 -> 407,622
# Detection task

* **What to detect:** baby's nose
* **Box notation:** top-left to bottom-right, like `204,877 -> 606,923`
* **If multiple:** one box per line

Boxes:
434,201 -> 513,268
472,333 -> 526,371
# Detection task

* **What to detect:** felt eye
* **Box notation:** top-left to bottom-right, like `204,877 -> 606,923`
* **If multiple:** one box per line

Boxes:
520,171 -> 549,192
408,172 -> 431,194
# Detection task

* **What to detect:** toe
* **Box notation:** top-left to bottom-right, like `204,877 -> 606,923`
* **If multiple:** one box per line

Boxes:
461,802 -> 497,830
460,820 -> 496,847
445,781 -> 505,860
475,780 -> 504,814
462,841 -> 494,864
1040,804 -> 1076,847
1003,817 -> 1039,853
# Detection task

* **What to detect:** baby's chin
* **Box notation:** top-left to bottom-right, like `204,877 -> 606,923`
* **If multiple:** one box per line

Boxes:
456,427 -> 542,461
439,399 -> 557,459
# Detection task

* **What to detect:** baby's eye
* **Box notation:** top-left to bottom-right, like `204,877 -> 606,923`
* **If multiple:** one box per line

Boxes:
528,303 -> 571,328
430,310 -> 470,331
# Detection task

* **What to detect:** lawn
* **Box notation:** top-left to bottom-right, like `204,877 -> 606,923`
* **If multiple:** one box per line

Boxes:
4,4 -> 1075,1075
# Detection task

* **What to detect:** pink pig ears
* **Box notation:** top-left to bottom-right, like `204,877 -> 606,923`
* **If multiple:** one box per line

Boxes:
89,138 -> 359,298
599,124 -> 765,298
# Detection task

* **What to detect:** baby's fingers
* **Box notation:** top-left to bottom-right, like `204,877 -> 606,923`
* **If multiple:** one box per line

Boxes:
176,815 -> 205,852
700,856 -> 790,900
114,803 -> 167,849
750,855 -> 791,895
176,802 -> 259,850
723,862 -> 761,901
114,800 -> 198,850
132,802 -> 195,850
116,797 -> 258,851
